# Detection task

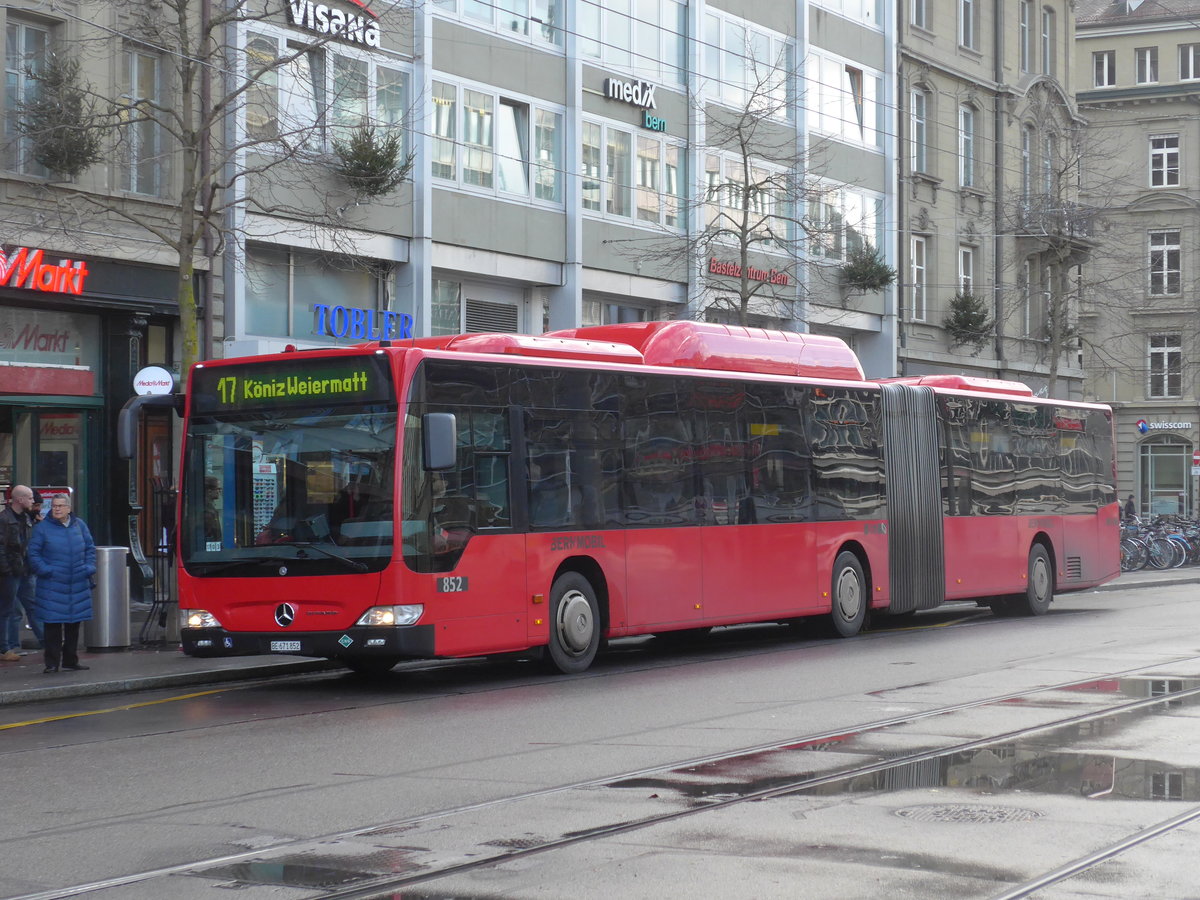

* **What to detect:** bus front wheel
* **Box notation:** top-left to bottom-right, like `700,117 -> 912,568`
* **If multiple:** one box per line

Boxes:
342,656 -> 400,676
828,551 -> 867,638
547,572 -> 601,674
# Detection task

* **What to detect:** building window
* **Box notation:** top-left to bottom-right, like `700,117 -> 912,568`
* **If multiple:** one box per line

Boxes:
1042,133 -> 1056,195
705,152 -> 796,247
911,89 -> 928,173
246,32 -> 409,158
1180,43 -> 1200,80
1150,135 -> 1179,188
1021,259 -> 1036,336
121,48 -> 162,195
808,186 -> 882,260
636,137 -> 683,227
432,80 -> 456,179
958,106 -> 975,188
4,19 -> 51,176
705,10 -> 794,114
432,81 -> 563,204
1151,772 -> 1184,800
912,0 -> 927,30
812,0 -> 881,26
1041,9 -> 1055,76
606,127 -> 631,216
586,119 -> 684,228
910,235 -> 927,321
1019,0 -> 1033,72
812,53 -> 882,146
1093,50 -> 1116,87
1136,47 -> 1158,84
583,299 -> 651,326
959,0 -> 975,49
1021,126 -> 1033,202
959,246 -> 975,294
1148,230 -> 1181,296
1148,334 -> 1182,399
434,0 -> 563,48
431,279 -> 462,335
581,0 -> 686,84
244,244 -> 388,339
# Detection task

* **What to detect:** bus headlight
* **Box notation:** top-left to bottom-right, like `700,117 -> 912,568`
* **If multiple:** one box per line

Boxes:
356,605 -> 423,627
182,609 -> 223,629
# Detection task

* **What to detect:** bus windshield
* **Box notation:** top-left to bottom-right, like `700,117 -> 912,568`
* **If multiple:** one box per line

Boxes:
180,404 -> 397,575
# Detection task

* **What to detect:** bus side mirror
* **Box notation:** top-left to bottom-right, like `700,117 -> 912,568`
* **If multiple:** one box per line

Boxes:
423,413 -> 457,470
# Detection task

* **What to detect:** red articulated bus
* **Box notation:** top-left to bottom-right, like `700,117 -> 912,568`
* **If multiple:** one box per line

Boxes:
158,321 -> 1118,674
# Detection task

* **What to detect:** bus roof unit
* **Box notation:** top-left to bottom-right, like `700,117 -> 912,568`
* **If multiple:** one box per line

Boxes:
881,374 -> 1035,397
546,321 -> 866,381
436,332 -> 645,364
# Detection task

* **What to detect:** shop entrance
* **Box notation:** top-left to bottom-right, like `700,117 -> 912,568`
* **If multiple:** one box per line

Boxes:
1137,435 -> 1194,518
0,406 -> 91,498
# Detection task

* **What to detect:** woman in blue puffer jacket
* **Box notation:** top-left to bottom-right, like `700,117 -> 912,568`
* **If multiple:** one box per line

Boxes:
27,494 -> 95,674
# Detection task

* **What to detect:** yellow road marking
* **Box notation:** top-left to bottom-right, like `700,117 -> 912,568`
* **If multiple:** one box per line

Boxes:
870,613 -> 988,632
0,687 -> 231,730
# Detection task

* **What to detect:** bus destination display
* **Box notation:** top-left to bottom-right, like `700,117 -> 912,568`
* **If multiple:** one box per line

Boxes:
191,355 -> 393,413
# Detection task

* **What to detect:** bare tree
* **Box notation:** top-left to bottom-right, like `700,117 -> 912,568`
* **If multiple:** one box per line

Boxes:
10,0 -> 412,369
996,87 -> 1101,398
614,49 -> 892,328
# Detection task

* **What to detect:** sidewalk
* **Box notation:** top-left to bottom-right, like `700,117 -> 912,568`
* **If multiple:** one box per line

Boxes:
1,567 -> 1196,708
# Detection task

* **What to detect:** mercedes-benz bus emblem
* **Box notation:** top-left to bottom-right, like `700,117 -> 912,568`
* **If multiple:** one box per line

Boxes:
275,603 -> 297,627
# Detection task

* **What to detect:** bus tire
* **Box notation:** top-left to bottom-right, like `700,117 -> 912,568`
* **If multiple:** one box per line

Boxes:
999,543 -> 1054,617
342,656 -> 400,676
547,572 -> 601,674
828,551 -> 867,638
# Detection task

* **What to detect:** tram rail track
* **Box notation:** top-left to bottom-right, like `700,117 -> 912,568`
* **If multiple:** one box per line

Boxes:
10,657 -> 1200,900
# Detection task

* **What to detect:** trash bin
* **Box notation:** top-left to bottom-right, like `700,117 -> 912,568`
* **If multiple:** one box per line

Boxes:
85,547 -> 131,652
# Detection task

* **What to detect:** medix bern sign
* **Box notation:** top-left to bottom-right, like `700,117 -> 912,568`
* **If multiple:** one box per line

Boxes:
604,77 -> 657,110
288,0 -> 381,47
0,246 -> 89,295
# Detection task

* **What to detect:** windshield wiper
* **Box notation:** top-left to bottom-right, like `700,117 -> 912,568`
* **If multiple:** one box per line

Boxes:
196,555 -> 297,576
290,541 -> 369,573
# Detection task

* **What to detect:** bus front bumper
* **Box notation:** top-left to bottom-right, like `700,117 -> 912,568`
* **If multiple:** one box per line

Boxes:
181,625 -> 436,659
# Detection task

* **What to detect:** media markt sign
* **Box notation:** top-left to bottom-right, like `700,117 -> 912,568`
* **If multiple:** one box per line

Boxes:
133,365 -> 175,396
288,0 -> 381,47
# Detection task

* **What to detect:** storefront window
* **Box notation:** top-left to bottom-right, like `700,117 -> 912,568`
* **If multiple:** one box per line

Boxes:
1138,436 -> 1193,517
243,244 -> 385,340
432,279 -> 462,334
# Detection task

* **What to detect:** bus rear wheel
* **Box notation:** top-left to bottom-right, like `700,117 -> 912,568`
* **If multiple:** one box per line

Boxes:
993,544 -> 1054,617
547,572 -> 601,674
827,551 -> 867,638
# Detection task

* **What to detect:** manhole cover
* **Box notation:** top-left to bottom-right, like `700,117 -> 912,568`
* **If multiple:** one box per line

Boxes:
895,804 -> 1043,824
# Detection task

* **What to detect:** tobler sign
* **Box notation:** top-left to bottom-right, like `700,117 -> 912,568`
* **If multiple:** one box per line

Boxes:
288,0 -> 382,47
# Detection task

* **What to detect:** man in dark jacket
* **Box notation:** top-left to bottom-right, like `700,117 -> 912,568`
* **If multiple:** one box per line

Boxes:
0,484 -> 37,660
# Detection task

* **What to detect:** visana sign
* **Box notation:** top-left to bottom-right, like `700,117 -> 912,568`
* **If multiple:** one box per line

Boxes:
0,246 -> 89,295
604,77 -> 658,110
288,0 -> 381,48
312,303 -> 414,341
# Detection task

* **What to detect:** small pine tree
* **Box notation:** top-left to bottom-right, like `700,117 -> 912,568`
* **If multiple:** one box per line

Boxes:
17,54 -> 104,178
943,291 -> 993,354
332,123 -> 409,200
839,242 -> 897,293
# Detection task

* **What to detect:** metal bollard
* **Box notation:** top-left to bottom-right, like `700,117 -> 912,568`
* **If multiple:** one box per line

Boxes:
85,547 -> 131,652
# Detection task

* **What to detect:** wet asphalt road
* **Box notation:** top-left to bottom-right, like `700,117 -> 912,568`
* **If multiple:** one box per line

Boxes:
2,581 -> 1199,899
